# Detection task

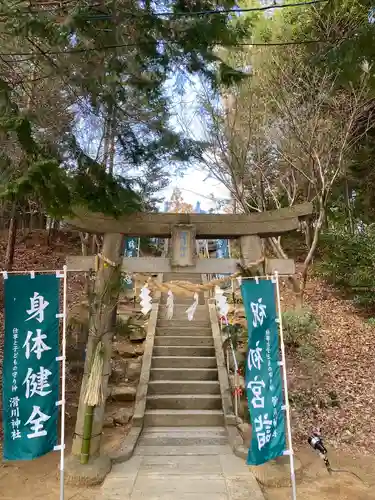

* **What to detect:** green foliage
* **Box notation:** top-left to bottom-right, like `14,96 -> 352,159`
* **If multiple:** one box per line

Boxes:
222,323 -> 247,350
115,316 -> 132,338
282,309 -> 319,358
316,228 -> 375,307
0,78 -> 142,217
0,0 -> 254,218
279,0 -> 375,225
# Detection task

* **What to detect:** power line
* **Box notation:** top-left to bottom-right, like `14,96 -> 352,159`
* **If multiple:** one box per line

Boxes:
0,35 -> 351,58
132,0 -> 329,17
0,0 -> 329,19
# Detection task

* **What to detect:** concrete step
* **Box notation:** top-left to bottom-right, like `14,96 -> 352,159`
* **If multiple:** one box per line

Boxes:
137,426 -> 228,447
159,302 -> 208,315
154,336 -> 214,346
160,292 -> 206,300
143,409 -> 224,427
153,345 -> 215,357
157,320 -> 211,328
148,380 -> 220,395
147,394 -> 222,410
158,311 -> 209,321
152,356 -> 217,369
155,326 -> 212,336
150,368 -> 218,381
160,302 -> 206,308
134,444 -> 232,455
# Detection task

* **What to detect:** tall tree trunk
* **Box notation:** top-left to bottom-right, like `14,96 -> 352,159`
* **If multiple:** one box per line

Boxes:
108,109 -> 116,175
5,202 -> 17,271
268,236 -> 302,299
345,178 -> 354,234
47,218 -> 60,246
80,232 -> 92,296
71,233 -> 124,460
300,204 -> 325,300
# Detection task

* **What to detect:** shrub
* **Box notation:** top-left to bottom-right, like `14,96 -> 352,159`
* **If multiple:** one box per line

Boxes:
282,308 -> 319,358
316,227 -> 375,308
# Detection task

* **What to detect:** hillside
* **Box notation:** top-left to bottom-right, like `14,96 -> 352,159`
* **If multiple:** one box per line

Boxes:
0,230 -> 373,457
280,273 -> 375,454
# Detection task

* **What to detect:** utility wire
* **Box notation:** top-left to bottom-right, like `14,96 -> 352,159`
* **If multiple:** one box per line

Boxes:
113,0 -> 329,18
0,35 -> 352,58
0,0 -> 329,19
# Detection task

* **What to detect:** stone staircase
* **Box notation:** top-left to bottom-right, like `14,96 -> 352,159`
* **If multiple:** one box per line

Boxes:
136,272 -> 229,453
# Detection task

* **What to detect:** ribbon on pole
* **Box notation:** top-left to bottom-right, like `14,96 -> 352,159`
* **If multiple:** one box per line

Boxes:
241,278 -> 286,466
186,292 -> 199,321
2,273 -> 60,461
139,284 -> 152,315
166,290 -> 174,320
215,286 -> 229,319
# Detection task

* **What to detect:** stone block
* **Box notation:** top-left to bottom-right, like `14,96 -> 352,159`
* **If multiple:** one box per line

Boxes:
110,384 -> 136,402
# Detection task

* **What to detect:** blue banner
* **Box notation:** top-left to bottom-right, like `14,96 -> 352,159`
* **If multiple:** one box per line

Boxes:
216,239 -> 230,280
216,239 -> 229,259
123,237 -> 138,257
3,274 -> 60,460
122,237 -> 139,290
241,278 -> 286,465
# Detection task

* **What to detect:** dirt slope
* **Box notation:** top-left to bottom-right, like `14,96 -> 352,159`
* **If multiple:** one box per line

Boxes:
0,231 -> 373,456
281,274 -> 375,454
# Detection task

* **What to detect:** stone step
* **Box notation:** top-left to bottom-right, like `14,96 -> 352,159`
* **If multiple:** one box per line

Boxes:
155,326 -> 212,336
160,296 -> 204,305
143,409 -> 224,427
153,345 -> 215,357
154,336 -> 214,347
146,394 -> 222,410
152,356 -> 217,369
137,426 -> 228,447
147,380 -> 220,395
150,368 -> 218,381
160,302 -> 207,307
157,320 -> 211,328
159,304 -> 208,311
134,444 -> 232,455
158,310 -> 209,321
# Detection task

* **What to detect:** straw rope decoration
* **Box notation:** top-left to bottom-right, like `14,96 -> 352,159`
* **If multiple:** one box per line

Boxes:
96,253 -> 265,297
135,258 -> 265,296
84,341 -> 105,407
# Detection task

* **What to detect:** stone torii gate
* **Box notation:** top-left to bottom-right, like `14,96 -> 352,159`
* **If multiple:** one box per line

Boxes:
66,202 -> 312,276
64,202 -> 312,468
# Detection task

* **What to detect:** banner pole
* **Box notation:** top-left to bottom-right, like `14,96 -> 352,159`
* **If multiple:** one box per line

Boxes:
274,271 -> 297,500
60,265 -> 68,500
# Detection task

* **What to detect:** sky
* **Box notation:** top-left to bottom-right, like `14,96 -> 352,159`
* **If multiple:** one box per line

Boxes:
160,169 -> 230,212
159,74 -> 230,212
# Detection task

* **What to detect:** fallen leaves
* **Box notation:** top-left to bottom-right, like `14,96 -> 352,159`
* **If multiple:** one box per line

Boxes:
281,272 -> 375,454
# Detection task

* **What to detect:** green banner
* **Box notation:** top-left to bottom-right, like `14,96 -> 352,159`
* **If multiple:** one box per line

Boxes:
3,274 -> 60,460
241,278 -> 286,466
